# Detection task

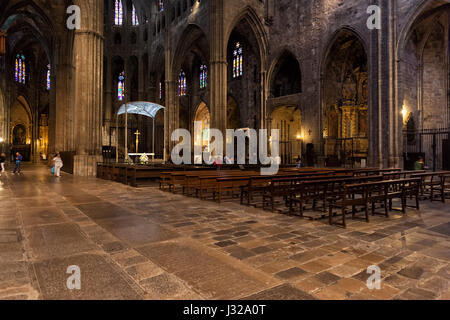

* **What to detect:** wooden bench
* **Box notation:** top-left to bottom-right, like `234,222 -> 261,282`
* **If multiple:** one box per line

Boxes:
240,172 -> 349,207
411,171 -> 450,201
288,175 -> 383,217
329,183 -> 370,228
431,173 -> 450,203
329,178 -> 421,228
192,171 -> 257,200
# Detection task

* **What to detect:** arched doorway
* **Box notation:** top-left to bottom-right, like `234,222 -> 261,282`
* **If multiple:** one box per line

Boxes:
270,106 -> 302,164
10,96 -> 32,161
398,3 -> 450,170
322,30 -> 368,167
194,102 -> 210,153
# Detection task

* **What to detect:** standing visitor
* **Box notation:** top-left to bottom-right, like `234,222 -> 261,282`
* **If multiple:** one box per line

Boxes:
53,153 -> 64,177
13,152 -> 23,174
296,157 -> 303,169
0,153 -> 6,176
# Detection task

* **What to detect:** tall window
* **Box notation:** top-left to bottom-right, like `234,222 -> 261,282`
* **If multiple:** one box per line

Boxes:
233,42 -> 243,78
159,82 -> 163,100
15,54 -> 26,84
200,64 -> 207,89
132,4 -> 139,25
158,0 -> 164,12
178,71 -> 186,96
118,72 -> 125,101
46,64 -> 51,90
114,0 -> 123,25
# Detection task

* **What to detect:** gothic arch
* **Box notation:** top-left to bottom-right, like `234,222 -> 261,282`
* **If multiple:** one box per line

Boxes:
268,49 -> 302,98
171,23 -> 210,80
225,6 -> 268,70
321,28 -> 370,164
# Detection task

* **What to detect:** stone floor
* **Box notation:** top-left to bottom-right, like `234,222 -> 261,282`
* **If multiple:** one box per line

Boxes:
0,164 -> 449,300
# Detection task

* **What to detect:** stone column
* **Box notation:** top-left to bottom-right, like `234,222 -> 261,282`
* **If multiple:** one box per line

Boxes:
264,0 -> 274,26
446,11 -> 450,127
368,0 -> 383,168
260,70 -> 268,129
104,55 -> 113,146
164,79 -> 177,161
72,0 -> 104,176
138,55 -> 145,100
210,0 -> 227,138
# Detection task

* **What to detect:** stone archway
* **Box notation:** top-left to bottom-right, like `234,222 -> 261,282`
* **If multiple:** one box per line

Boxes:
10,96 -> 32,161
322,29 -> 368,167
397,3 -> 450,170
193,102 -> 210,153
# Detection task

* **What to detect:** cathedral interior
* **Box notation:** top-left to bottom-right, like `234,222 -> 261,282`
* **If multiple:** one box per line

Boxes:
0,0 -> 449,302
0,0 -> 448,175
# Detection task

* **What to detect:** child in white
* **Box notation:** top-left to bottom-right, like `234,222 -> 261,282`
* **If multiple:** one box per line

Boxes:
53,153 -> 63,177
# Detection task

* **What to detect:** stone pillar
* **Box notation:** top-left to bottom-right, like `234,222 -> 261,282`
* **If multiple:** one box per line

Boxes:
446,11 -> 450,127
210,0 -> 227,138
53,35 -> 74,155
260,70 -> 268,129
104,55 -> 113,146
72,0 -> 104,176
264,0 -> 274,26
163,25 -> 179,162
368,0 -> 383,168
138,55 -> 145,100
164,79 -> 177,161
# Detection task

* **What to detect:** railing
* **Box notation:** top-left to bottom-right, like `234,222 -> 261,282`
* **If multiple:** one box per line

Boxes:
403,128 -> 450,171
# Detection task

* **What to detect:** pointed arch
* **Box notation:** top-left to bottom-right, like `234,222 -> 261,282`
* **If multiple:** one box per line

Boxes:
225,6 -> 268,70
171,23 -> 210,79
321,28 -> 370,164
267,49 -> 302,98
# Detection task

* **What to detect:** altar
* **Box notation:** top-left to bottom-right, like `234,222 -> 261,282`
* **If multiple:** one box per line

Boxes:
115,101 -> 165,163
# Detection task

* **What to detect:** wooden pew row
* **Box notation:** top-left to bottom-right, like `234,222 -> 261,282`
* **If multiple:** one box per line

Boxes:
213,171 -> 342,204
411,171 -> 450,202
162,168 -> 334,195
287,175 -> 385,217
329,178 -> 421,228
240,173 -> 355,208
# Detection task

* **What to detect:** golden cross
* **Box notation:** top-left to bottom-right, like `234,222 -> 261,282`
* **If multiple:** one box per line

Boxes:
134,130 -> 141,153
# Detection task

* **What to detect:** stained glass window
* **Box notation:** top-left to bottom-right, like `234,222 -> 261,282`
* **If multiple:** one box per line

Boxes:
233,42 -> 243,78
15,54 -> 26,84
178,70 -> 186,96
200,64 -> 207,89
118,72 -> 125,101
159,82 -> 162,100
132,4 -> 139,26
114,0 -> 123,25
158,0 -> 164,12
46,64 -> 51,90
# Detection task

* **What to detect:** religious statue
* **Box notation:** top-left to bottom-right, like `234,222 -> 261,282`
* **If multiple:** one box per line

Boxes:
342,73 -> 357,102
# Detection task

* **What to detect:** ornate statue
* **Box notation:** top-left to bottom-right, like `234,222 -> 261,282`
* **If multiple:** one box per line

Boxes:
342,73 -> 357,102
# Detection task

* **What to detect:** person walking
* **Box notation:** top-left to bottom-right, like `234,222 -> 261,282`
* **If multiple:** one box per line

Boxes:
13,152 -> 23,174
0,153 -> 6,176
53,153 -> 63,177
